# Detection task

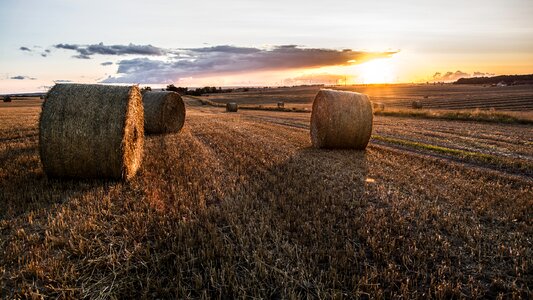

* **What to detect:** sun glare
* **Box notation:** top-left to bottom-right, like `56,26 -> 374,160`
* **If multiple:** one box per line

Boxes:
356,59 -> 396,84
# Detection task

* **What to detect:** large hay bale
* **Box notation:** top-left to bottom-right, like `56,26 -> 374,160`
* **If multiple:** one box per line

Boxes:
226,102 -> 238,112
412,101 -> 423,109
3,96 -> 12,102
310,89 -> 373,149
39,84 -> 144,180
277,101 -> 285,108
142,91 -> 185,134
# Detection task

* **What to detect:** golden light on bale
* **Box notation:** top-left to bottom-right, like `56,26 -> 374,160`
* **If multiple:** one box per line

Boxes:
412,100 -> 423,109
310,89 -> 373,149
226,102 -> 238,112
142,91 -> 185,134
39,84 -> 144,180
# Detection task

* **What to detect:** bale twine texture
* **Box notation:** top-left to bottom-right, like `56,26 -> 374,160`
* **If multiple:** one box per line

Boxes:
39,84 -> 144,180
310,89 -> 373,149
142,91 -> 185,134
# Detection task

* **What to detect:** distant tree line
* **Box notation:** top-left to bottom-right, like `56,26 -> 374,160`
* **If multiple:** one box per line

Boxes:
165,84 -> 235,96
151,83 -> 326,96
455,74 -> 533,85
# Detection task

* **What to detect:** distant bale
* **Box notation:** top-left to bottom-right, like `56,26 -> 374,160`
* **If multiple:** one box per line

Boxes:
3,96 -> 12,102
142,91 -> 185,134
310,89 -> 373,149
226,102 -> 238,112
412,101 -> 423,109
39,84 -> 144,180
372,102 -> 385,112
277,101 -> 285,108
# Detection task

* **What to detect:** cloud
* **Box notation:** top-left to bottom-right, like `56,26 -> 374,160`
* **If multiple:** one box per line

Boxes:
10,75 -> 36,80
55,42 -> 166,59
432,70 -> 495,82
19,47 -> 31,52
74,54 -> 91,59
101,45 -> 398,83
37,49 -> 52,57
54,80 -> 73,83
55,43 -> 79,50
101,61 -> 114,66
473,71 -> 494,77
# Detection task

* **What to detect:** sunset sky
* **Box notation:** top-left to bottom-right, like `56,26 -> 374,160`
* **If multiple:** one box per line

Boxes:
1,0 -> 532,93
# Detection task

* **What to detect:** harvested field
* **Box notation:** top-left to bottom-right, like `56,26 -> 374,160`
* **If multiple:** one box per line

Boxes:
0,97 -> 531,298
202,84 -> 533,111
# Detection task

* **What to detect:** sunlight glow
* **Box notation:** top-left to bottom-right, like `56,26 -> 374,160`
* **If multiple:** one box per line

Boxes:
355,58 -> 396,84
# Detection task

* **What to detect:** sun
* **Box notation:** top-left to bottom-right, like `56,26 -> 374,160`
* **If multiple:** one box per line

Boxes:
356,58 -> 396,84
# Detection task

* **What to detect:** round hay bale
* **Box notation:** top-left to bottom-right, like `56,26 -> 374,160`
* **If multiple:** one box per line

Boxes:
3,96 -> 12,102
277,101 -> 285,108
412,100 -> 423,109
372,102 -> 385,112
310,89 -> 373,149
39,84 -> 144,180
226,102 -> 238,112
142,91 -> 185,134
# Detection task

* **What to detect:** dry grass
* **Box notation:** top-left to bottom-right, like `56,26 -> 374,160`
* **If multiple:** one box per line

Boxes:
202,84 -> 533,112
0,101 -> 532,298
188,95 -> 309,113
375,108 -> 533,125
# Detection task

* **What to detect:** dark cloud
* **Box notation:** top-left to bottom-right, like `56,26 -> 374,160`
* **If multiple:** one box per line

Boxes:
45,49 -> 51,53
19,47 -> 31,52
432,70 -> 495,82
100,61 -> 114,66
41,53 -> 48,57
55,42 -> 166,59
102,45 -> 398,83
11,75 -> 36,80
55,43 -> 80,50
74,54 -> 91,59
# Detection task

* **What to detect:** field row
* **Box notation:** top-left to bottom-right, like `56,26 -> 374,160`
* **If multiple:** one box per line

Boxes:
202,84 -> 533,111
1,103 -> 531,298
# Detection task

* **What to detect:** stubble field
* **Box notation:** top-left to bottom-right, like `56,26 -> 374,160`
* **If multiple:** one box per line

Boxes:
0,90 -> 532,298
203,84 -> 533,111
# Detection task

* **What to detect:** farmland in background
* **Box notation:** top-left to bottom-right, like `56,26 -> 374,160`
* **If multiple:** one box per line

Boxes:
201,84 -> 533,111
0,91 -> 531,298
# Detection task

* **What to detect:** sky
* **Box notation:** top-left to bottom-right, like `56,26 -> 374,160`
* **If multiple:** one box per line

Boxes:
1,0 -> 532,93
